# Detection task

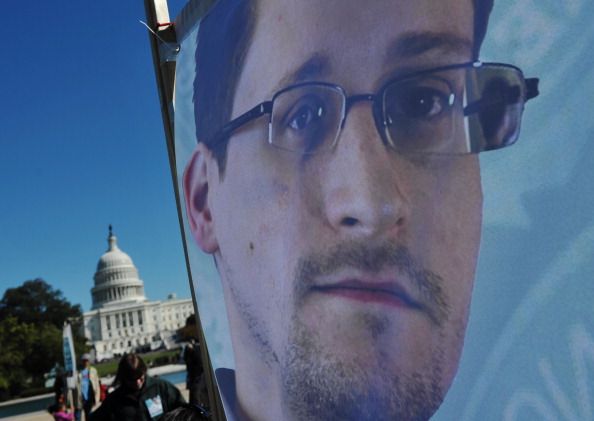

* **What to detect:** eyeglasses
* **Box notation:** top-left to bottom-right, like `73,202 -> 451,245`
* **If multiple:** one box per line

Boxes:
211,62 -> 539,155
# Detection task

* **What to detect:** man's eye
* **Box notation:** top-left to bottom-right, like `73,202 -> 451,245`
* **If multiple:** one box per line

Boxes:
287,100 -> 325,130
273,90 -> 337,154
387,87 -> 451,122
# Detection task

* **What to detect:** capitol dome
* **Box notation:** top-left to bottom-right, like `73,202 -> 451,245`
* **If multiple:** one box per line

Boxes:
91,226 -> 146,309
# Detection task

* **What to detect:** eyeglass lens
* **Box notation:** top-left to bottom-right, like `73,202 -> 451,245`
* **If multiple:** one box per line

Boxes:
270,84 -> 345,154
268,64 -> 527,155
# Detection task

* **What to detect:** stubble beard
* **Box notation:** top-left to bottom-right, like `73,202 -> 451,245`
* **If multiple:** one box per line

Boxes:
281,318 -> 447,421
279,241 -> 458,421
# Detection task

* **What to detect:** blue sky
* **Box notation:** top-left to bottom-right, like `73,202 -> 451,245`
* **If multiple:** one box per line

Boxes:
0,1 -> 191,312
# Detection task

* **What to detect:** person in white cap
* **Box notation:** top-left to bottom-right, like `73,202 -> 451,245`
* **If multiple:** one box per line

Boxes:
77,353 -> 100,421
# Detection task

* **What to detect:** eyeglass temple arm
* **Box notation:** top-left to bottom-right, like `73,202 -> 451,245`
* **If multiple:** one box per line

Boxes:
463,77 -> 540,116
213,101 -> 273,144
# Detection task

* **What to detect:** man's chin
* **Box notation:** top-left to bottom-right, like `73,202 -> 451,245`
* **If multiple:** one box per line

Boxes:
297,298 -> 439,365
280,319 -> 447,421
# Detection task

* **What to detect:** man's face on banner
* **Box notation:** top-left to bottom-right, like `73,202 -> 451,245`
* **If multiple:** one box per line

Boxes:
186,0 -> 482,419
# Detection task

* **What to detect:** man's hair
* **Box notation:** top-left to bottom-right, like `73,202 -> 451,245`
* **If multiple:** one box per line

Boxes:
474,0 -> 494,58
113,353 -> 147,386
194,0 -> 256,173
193,0 -> 494,172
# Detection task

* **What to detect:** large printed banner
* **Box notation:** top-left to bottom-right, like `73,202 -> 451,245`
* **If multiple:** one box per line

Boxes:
62,323 -> 77,389
172,1 -> 593,419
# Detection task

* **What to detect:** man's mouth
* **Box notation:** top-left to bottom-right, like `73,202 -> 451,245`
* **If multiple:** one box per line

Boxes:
294,244 -> 447,326
310,279 -> 424,310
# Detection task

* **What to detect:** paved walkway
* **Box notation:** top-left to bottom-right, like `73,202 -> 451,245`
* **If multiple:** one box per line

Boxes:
2,382 -> 189,421
3,409 -> 55,421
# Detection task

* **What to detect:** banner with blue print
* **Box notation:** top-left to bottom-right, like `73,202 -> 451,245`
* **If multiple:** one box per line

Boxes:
166,1 -> 593,419
436,1 -> 594,420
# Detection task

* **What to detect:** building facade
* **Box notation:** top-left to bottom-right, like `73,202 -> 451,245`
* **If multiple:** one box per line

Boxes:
82,227 -> 193,361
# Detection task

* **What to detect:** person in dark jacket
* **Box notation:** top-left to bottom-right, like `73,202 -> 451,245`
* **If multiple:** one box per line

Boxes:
89,353 -> 185,421
183,340 -> 208,407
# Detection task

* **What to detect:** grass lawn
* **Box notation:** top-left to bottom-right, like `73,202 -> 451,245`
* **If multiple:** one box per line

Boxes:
6,349 -> 183,401
95,349 -> 181,377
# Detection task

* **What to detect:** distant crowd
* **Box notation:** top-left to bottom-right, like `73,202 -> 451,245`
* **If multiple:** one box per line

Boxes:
49,346 -> 209,421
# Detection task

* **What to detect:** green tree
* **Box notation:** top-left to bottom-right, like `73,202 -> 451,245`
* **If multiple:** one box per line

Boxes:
0,279 -> 88,396
0,278 -> 82,327
28,323 -> 63,385
0,317 -> 35,400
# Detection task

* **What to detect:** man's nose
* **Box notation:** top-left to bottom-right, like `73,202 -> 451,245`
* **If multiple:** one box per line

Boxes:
320,103 -> 411,238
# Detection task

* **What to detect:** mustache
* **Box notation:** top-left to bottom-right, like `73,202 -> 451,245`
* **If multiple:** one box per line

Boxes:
293,241 -> 450,326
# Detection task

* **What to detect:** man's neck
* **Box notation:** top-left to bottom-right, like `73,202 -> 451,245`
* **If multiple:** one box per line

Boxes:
234,361 -> 286,421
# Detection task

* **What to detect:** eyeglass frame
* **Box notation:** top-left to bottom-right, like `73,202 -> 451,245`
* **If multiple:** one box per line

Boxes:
208,61 -> 539,155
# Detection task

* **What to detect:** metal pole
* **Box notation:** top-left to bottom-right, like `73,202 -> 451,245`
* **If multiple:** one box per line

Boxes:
142,1 -> 226,419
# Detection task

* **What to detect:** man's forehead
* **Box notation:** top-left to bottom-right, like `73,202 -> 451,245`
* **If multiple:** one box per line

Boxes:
232,0 -> 474,110
253,0 -> 474,40
273,32 -> 474,91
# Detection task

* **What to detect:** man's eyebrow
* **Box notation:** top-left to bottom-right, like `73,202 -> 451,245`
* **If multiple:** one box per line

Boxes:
275,53 -> 331,91
386,31 -> 473,62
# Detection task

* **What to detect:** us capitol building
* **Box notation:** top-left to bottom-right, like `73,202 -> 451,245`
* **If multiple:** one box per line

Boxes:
82,227 -> 193,361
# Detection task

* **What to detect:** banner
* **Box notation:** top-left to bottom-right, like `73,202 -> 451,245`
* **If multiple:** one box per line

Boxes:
165,0 -> 594,419
62,323 -> 77,389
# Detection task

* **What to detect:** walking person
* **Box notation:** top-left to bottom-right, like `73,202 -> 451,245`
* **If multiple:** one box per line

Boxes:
183,340 -> 208,407
77,354 -> 100,421
90,353 -> 186,420
49,401 -> 75,421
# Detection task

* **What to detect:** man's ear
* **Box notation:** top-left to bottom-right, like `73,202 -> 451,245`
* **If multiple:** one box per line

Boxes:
183,143 -> 219,254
